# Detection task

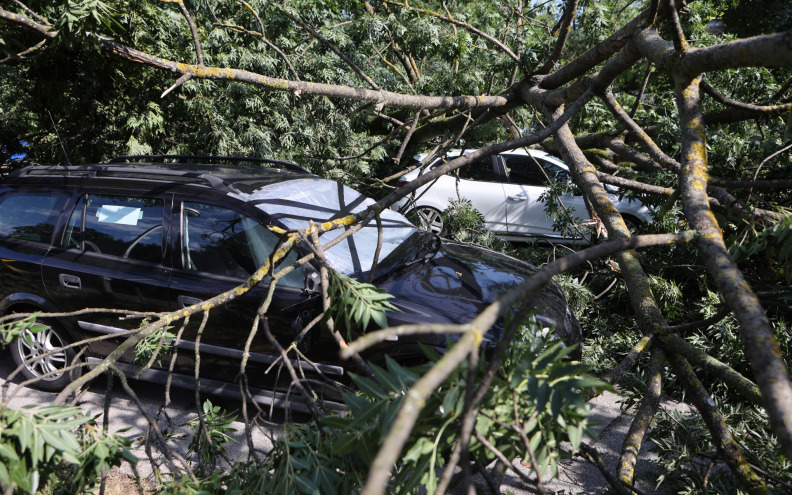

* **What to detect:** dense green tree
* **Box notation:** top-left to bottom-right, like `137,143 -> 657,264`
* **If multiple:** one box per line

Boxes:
1,1 -> 792,493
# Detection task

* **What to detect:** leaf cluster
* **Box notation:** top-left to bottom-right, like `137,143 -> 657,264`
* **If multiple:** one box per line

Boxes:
187,399 -> 237,475
326,269 -> 399,337
729,212 -> 792,283
0,404 -> 134,494
133,325 -> 175,367
270,322 -> 607,495
438,198 -> 509,251
0,313 -> 46,348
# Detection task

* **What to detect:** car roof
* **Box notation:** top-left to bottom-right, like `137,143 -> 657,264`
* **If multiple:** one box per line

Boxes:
413,147 -> 556,161
6,158 -> 312,196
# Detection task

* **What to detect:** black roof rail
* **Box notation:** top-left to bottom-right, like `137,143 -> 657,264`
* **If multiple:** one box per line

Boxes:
13,165 -> 246,195
108,155 -> 311,174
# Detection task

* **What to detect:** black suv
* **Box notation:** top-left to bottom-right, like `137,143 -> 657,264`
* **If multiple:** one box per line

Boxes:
0,157 -> 581,411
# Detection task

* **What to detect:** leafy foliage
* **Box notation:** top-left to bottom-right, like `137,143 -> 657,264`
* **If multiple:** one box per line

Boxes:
327,269 -> 399,336
729,212 -> 792,283
1,0 -> 792,493
0,313 -> 46,348
0,404 -> 134,494
440,198 -> 507,250
651,399 -> 792,494
133,325 -> 175,367
187,400 -> 236,475
274,322 -> 607,495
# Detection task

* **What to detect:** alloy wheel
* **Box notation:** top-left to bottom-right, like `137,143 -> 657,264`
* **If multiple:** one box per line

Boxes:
16,326 -> 68,381
414,207 -> 444,234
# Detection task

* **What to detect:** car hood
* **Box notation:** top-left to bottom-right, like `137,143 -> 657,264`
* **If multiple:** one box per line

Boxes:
373,235 -> 581,350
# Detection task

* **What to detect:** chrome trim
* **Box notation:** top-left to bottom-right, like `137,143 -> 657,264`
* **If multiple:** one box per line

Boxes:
87,358 -> 347,414
77,321 -> 344,376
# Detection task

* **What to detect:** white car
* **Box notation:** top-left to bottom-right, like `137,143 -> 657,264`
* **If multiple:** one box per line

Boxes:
392,148 -> 652,242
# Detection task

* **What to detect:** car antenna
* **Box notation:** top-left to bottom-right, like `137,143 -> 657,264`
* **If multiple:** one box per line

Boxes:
47,109 -> 72,166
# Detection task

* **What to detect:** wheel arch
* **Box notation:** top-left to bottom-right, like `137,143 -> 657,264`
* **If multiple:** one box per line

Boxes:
0,293 -> 81,343
407,197 -> 449,214
620,213 -> 645,231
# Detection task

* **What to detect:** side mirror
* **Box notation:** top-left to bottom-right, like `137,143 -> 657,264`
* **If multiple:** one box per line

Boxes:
305,269 -> 321,293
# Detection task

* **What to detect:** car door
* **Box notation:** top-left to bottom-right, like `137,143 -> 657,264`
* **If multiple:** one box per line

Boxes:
446,156 -> 509,233
41,191 -> 173,358
0,189 -> 72,308
500,154 -> 589,237
167,198 -> 324,387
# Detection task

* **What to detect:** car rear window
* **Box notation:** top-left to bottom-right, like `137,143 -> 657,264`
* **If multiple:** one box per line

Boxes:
0,190 -> 70,244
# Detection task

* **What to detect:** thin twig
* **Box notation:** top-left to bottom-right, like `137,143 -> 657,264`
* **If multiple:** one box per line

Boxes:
629,62 -> 653,117
474,430 -> 537,487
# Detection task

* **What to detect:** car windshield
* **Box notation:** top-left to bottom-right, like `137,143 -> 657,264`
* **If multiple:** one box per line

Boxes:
370,229 -> 439,279
240,178 -> 419,276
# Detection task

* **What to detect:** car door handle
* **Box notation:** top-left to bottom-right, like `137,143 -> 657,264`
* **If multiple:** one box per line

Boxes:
177,295 -> 203,308
507,194 -> 527,201
59,273 -> 82,290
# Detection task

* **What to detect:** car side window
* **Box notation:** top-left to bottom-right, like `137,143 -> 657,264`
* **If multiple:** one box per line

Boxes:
63,194 -> 165,263
451,157 -> 500,182
502,155 -> 549,186
181,202 -> 304,288
538,160 -> 570,181
0,191 -> 70,244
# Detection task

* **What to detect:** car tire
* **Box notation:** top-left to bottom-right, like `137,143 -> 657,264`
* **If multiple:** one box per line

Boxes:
10,318 -> 82,392
409,206 -> 445,235
622,215 -> 643,234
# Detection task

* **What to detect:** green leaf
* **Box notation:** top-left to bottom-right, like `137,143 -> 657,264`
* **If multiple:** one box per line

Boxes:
370,362 -> 402,394
567,423 -> 583,451
535,382 -> 551,413
403,436 -> 433,463
378,396 -> 404,443
548,363 -> 589,382
349,373 -> 387,400
385,356 -> 419,390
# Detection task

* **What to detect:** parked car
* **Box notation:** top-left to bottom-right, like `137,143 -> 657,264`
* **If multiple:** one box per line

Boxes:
392,148 -> 653,241
0,156 -> 581,411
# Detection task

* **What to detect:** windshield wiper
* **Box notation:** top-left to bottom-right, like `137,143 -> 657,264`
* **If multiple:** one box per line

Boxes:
400,233 -> 441,268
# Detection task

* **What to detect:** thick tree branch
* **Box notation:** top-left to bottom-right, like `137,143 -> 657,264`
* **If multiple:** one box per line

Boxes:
102,38 -> 510,109
0,7 -> 510,111
662,333 -> 763,405
664,0 -> 688,52
674,73 -> 792,461
635,27 -> 792,76
618,347 -> 664,486
701,80 -> 792,116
